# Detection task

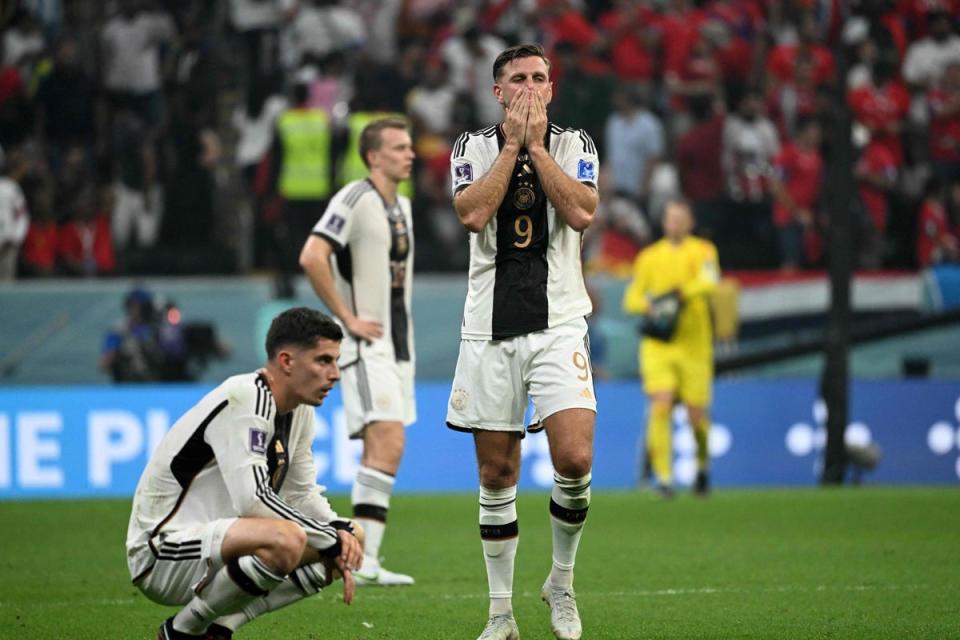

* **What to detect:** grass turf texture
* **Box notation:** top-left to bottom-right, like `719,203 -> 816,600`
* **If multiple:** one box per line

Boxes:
0,488 -> 957,639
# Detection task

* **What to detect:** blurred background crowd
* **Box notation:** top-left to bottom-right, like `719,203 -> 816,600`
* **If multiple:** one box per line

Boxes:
2,0 -> 960,286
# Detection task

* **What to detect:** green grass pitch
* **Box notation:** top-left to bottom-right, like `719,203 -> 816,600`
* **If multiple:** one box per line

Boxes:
0,488 -> 958,639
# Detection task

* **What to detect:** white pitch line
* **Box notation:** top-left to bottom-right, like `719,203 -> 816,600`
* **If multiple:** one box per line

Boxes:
0,584 -> 929,608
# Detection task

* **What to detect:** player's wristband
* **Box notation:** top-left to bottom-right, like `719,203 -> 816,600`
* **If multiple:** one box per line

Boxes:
331,520 -> 354,534
320,537 -> 342,559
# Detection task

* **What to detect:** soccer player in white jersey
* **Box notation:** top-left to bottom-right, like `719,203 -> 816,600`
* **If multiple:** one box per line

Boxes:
447,44 -> 599,640
126,307 -> 363,640
299,118 -> 416,586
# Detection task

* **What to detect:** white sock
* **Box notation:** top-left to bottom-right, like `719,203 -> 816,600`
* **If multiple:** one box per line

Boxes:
479,484 -> 518,617
213,562 -> 327,631
549,472 -> 591,590
172,555 -> 284,634
352,465 -> 395,570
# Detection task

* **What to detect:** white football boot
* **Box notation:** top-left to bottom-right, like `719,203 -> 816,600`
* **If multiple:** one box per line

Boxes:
353,556 -> 415,586
476,614 -> 520,640
541,578 -> 582,640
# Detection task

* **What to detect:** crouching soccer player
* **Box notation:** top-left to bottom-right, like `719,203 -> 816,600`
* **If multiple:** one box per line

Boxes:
126,307 -> 363,639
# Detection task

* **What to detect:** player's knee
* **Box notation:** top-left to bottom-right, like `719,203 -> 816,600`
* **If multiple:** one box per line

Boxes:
688,407 -> 709,429
265,521 -> 307,574
479,460 -> 519,488
650,400 -> 672,420
555,454 -> 592,480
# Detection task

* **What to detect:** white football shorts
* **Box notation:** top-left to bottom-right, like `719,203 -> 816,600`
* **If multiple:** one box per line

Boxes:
135,517 -> 237,606
446,317 -> 597,433
340,354 -> 416,438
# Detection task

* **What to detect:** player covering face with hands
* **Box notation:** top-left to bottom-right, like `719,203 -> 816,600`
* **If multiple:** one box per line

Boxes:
126,307 -> 364,640
447,44 -> 600,640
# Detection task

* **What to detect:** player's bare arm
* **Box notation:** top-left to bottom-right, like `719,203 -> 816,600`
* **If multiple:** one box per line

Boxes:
300,235 -> 383,341
454,89 -> 529,233
526,90 -> 598,231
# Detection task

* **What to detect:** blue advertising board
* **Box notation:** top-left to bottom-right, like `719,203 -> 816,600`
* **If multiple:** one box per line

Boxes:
0,380 -> 957,499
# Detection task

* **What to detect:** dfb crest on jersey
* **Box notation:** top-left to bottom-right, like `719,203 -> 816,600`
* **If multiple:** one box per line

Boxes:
249,429 -> 268,455
577,159 -> 596,181
325,213 -> 346,234
454,163 -> 474,185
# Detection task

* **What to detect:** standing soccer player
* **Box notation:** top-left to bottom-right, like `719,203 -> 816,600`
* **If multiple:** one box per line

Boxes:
446,44 -> 599,640
623,198 -> 720,497
126,307 -> 363,640
299,118 -> 416,586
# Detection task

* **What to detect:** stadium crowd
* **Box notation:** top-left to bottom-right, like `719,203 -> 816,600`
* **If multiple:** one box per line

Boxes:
2,0 -> 960,281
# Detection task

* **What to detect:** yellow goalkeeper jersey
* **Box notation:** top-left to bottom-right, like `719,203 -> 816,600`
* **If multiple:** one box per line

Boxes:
623,236 -> 719,355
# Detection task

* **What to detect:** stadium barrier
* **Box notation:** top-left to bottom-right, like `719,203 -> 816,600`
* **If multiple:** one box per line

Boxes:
0,379 -> 958,499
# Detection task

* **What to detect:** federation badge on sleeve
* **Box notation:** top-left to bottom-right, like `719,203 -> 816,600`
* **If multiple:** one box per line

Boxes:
325,213 -> 346,234
454,163 -> 474,186
249,429 -> 268,455
577,159 -> 596,181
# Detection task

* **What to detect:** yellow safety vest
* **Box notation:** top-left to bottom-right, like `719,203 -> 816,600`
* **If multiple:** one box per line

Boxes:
339,111 -> 413,198
278,109 -> 331,200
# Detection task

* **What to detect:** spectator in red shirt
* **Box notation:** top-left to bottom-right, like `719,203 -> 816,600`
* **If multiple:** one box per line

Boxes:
677,93 -> 727,240
767,50 -> 819,139
659,0 -> 705,81
856,139 -> 899,269
928,61 -> 960,184
769,117 -> 823,271
58,183 -> 116,276
596,0 -> 657,82
767,12 -> 836,91
848,54 -> 911,167
917,176 -> 959,267
19,185 -> 57,277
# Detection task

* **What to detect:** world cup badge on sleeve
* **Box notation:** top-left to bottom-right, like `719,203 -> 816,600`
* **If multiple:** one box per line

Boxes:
577,159 -> 596,181
325,213 -> 346,234
249,429 -> 268,455
454,163 -> 474,186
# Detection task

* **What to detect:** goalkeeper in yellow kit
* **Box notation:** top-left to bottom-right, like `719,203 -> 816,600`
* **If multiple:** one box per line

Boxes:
623,198 -> 719,497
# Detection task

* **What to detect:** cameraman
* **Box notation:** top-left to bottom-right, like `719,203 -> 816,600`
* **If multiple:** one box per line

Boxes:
623,198 -> 719,497
100,287 -> 229,382
100,288 -> 164,382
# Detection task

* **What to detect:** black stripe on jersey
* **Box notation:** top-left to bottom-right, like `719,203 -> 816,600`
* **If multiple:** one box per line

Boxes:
255,376 -> 274,421
453,125 -> 497,159
169,399 -> 229,489
343,180 -> 373,207
548,124 -> 597,155
452,132 -> 468,159
266,412 -> 292,492
314,230 -> 343,251
252,466 -> 338,543
490,125 -> 551,339
333,243 -> 353,284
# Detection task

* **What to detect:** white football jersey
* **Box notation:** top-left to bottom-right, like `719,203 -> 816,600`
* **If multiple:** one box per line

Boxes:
450,123 -> 597,340
312,179 -> 415,365
126,372 -> 346,582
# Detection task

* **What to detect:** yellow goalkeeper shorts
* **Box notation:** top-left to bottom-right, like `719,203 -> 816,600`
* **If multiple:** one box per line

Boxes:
640,344 -> 713,407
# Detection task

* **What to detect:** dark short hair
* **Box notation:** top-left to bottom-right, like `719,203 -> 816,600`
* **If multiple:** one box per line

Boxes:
492,44 -> 551,81
359,117 -> 409,168
266,307 -> 342,359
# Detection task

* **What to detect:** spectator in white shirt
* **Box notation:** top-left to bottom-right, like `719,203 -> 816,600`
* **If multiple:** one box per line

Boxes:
100,0 -> 176,129
0,147 -> 30,280
903,11 -> 960,91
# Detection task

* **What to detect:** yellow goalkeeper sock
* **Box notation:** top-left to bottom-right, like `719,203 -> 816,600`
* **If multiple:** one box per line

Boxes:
646,401 -> 673,485
692,414 -> 710,472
